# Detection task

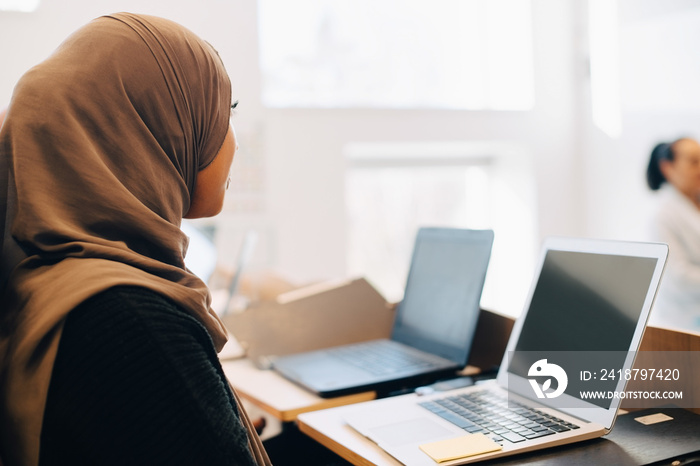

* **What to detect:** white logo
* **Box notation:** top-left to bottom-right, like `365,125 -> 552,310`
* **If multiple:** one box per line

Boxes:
528,359 -> 568,399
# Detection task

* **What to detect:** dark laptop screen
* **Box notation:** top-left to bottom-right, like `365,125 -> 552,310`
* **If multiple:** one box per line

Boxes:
509,249 -> 658,407
392,228 -> 493,364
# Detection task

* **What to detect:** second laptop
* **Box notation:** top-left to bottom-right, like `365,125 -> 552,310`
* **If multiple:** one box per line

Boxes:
271,227 -> 494,398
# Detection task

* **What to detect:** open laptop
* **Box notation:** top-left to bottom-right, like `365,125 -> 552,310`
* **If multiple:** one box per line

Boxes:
334,237 -> 668,465
271,227 -> 494,398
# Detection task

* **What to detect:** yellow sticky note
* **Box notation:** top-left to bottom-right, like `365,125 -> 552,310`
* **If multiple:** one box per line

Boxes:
634,413 -> 673,425
419,433 -> 503,463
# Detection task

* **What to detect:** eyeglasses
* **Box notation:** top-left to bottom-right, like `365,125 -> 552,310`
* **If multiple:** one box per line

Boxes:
231,100 -> 238,110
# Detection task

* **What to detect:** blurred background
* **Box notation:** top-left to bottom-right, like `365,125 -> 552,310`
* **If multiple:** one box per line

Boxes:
2,0 -> 698,317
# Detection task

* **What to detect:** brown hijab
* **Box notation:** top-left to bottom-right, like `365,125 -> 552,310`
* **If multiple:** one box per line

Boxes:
0,13 -> 268,466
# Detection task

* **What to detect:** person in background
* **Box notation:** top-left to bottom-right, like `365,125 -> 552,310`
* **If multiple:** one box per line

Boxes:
646,137 -> 700,332
0,13 -> 269,466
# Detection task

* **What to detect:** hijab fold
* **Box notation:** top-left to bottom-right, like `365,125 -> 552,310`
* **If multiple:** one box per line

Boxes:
0,13 -> 260,466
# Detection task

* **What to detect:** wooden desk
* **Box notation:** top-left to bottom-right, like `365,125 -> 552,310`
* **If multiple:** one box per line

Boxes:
298,404 -> 700,465
297,325 -> 700,465
222,358 -> 376,422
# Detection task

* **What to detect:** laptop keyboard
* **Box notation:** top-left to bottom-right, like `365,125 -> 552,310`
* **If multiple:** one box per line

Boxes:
327,340 -> 444,376
419,389 -> 580,444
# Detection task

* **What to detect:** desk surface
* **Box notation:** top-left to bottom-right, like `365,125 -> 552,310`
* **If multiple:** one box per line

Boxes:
222,359 -> 377,422
298,404 -> 700,466
222,357 -> 482,423
222,321 -> 699,422
221,319 -> 699,463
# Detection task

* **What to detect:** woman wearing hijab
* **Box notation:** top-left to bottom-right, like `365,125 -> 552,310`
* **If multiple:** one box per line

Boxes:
0,13 -> 270,465
646,138 -> 700,331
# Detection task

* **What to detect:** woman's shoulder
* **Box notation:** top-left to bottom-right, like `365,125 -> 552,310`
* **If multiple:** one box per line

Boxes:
71,285 -> 214,345
75,285 -> 185,314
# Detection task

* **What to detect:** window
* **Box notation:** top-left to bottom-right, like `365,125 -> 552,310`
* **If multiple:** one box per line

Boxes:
258,0 -> 534,109
345,141 -> 537,317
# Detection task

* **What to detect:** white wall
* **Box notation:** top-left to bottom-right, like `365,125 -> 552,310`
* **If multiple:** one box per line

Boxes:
1,0 -> 585,307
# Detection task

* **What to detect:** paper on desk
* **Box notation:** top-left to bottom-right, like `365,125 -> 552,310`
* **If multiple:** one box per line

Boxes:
419,433 -> 502,463
634,412 -> 673,425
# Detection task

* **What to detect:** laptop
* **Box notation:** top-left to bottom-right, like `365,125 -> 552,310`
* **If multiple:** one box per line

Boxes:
271,227 -> 495,398
334,237 -> 668,465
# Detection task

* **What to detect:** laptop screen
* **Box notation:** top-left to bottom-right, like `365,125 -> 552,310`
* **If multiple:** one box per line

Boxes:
508,248 -> 659,408
392,228 -> 493,365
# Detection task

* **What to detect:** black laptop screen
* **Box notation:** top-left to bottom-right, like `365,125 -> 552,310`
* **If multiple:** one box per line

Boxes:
391,229 -> 493,364
508,249 -> 658,407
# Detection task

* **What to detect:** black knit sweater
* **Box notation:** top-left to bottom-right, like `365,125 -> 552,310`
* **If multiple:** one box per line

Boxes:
39,286 -> 257,466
